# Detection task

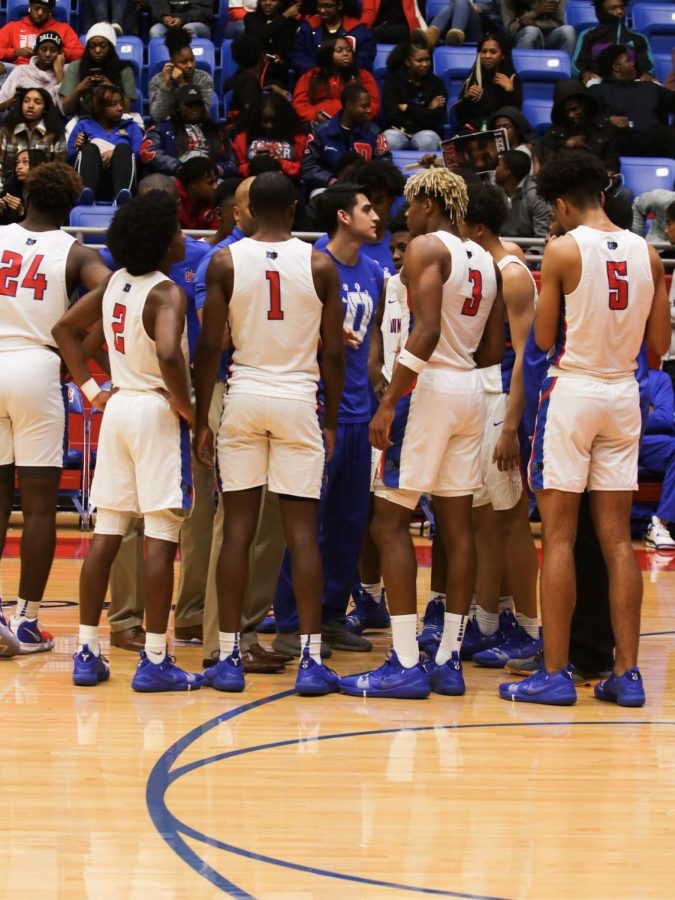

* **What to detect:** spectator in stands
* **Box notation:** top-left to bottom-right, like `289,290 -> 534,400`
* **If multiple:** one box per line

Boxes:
489,106 -> 536,155
0,148 -> 46,223
494,148 -> 551,237
454,34 -> 522,134
0,0 -> 83,68
639,370 -> 675,551
141,83 -> 237,176
381,40 -> 447,151
300,81 -> 389,194
632,190 -> 675,245
538,78 -> 631,226
244,0 -> 300,89
0,88 -> 65,192
665,50 -> 675,92
87,1 -> 130,37
149,0 -> 213,39
224,34 -> 282,129
175,155 -> 218,227
427,0 -> 483,46
291,0 -> 375,74
0,31 -> 64,112
292,35 -> 379,124
68,84 -> 143,204
227,0 -> 259,37
658,202 -> 675,390
231,92 -> 307,181
148,27 -> 214,123
360,0 -> 427,45
589,44 -> 675,157
501,0 -> 576,56
572,0 -> 654,84
60,23 -> 137,118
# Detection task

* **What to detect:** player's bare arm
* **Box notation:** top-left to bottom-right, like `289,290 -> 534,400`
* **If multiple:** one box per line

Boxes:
145,281 -> 193,427
66,241 -> 112,294
644,244 -> 670,357
368,280 -> 387,399
474,263 -> 505,369
534,235 -> 577,351
312,249 -> 345,462
369,235 -> 444,450
193,247 -> 233,466
494,263 -> 535,471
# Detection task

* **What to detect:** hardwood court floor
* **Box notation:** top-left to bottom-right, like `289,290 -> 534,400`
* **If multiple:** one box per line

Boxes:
1,521 -> 674,899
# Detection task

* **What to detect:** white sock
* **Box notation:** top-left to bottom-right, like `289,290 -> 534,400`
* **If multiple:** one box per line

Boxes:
78,624 -> 100,656
498,595 -> 514,615
469,593 -> 478,617
301,633 -> 322,665
146,632 -> 167,664
15,598 -> 40,620
361,582 -> 382,604
391,613 -> 419,668
428,591 -> 446,606
219,631 -> 239,660
436,613 -> 468,666
516,612 -> 540,639
475,605 -> 499,636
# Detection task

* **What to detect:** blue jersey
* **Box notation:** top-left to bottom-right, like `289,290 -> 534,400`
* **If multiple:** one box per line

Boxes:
315,231 -> 395,278
100,236 -> 209,364
321,246 -> 383,423
501,320 -> 516,394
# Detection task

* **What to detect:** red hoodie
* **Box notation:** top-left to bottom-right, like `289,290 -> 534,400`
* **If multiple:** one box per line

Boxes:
358,0 -> 426,31
0,15 -> 84,65
176,178 -> 217,231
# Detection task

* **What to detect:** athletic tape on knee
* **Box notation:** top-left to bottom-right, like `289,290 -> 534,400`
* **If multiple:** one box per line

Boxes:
95,508 -> 134,536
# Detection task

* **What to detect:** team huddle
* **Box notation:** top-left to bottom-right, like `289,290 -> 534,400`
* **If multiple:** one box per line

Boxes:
0,151 -> 668,706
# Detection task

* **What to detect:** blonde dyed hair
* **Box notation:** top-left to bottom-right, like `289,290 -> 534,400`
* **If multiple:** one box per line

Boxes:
403,168 -> 468,225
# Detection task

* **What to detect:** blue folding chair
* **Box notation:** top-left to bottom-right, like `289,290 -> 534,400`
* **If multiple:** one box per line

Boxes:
653,52 -> 672,84
631,3 -> 675,53
522,98 -> 554,136
513,49 -> 571,101
212,0 -> 231,44
115,35 -> 144,81
7,0 -> 69,21
619,157 -> 675,196
69,205 -> 115,244
147,36 -> 216,78
373,43 -> 395,84
565,0 -> 597,30
432,45 -> 476,79
217,38 -> 236,94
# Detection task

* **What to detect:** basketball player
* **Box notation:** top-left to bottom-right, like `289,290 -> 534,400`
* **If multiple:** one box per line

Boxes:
193,171 -> 345,695
457,181 -> 541,668
0,163 -> 111,657
53,191 -> 203,691
339,168 -> 505,699
500,150 -> 669,707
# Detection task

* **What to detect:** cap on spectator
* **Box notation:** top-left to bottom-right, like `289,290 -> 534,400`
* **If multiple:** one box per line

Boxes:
175,84 -> 204,105
29,0 -> 56,7
86,22 -> 118,48
35,31 -> 63,50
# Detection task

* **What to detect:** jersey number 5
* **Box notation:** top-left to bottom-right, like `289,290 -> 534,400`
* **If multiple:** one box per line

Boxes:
0,251 -> 47,300
461,269 -> 482,317
111,302 -> 126,354
266,271 -> 284,321
607,261 -> 628,310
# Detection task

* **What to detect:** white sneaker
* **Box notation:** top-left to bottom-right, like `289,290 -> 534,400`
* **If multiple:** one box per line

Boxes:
645,516 -> 675,551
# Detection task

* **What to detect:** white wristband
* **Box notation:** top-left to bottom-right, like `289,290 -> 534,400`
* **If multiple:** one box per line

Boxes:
397,348 -> 428,375
81,378 -> 101,403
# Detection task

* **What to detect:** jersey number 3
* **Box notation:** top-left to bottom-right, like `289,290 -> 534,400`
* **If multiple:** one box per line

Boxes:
0,251 -> 47,300
461,270 -> 482,317
111,302 -> 126,354
266,271 -> 284,321
607,261 -> 628,310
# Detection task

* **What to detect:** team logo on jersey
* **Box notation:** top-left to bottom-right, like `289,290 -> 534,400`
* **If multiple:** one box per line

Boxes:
123,283 -> 131,292
184,269 -> 195,283
607,241 -> 618,250
266,251 -> 278,260
25,238 -> 36,246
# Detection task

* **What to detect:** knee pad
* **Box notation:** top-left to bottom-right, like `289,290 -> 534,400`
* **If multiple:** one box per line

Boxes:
95,508 -> 135,536
144,509 -> 185,543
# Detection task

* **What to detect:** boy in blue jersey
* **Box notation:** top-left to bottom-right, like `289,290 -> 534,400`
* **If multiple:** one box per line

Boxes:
272,182 -> 385,655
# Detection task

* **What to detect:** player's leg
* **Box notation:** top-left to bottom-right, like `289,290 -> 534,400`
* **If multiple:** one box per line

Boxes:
0,462 -> 20,658
417,521 -> 448,656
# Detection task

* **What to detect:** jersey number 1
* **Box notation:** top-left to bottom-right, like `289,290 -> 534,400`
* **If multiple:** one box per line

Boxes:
266,271 -> 284,321
461,270 -> 482,317
607,261 -> 628,310
111,302 -> 126,354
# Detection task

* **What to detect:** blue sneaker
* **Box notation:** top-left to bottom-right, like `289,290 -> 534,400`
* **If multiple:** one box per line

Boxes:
295,648 -> 340,696
345,588 -> 391,634
114,188 -> 132,207
594,668 -> 645,707
73,645 -> 110,686
11,616 -> 54,654
474,627 -> 542,669
339,651 -> 430,699
256,614 -> 276,634
427,651 -> 465,696
416,598 -> 445,654
499,667 -> 577,705
131,651 -> 204,692
202,650 -> 245,692
460,610 -> 514,661
78,187 -> 95,206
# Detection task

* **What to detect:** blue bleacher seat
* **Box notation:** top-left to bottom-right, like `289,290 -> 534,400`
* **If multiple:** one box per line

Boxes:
565,0 -> 597,31
653,52 -> 672,84
432,45 -> 476,79
212,0 -> 230,44
522,98 -> 554,136
147,37 -> 216,79
216,38 -> 236,94
69,204 -> 115,243
7,0 -> 69,21
115,35 -> 144,80
391,149 -> 430,178
514,49 -> 571,102
619,157 -> 675,196
373,43 -> 395,78
631,4 -> 675,52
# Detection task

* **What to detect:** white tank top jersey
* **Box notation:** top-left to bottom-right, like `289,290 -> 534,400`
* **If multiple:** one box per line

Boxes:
227,237 -> 323,402
382,273 -> 411,383
480,253 -> 537,394
550,225 -> 654,381
103,268 -> 188,391
0,223 -> 76,352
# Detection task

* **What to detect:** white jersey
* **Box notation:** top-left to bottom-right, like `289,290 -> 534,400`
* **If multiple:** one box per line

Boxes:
424,232 -> 496,375
227,237 -> 322,402
550,225 -> 654,382
0,223 -> 76,352
480,253 -> 536,394
103,268 -> 188,392
381,273 -> 410,383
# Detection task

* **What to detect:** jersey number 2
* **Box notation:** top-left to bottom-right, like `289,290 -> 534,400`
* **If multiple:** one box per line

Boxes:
461,269 -> 482,317
111,302 -> 126,354
266,271 -> 284,321
0,251 -> 47,300
607,261 -> 628,310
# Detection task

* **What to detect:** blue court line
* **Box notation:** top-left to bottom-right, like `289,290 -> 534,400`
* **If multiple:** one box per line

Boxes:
147,689 -> 675,899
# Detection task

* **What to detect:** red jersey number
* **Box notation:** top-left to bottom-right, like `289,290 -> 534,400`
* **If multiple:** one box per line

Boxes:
0,251 -> 47,300
607,260 -> 628,310
266,270 -> 284,321
461,269 -> 483,317
111,302 -> 127,353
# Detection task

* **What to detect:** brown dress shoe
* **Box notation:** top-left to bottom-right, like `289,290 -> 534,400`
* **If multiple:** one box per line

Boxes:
241,648 -> 285,674
110,625 -> 146,651
247,642 -> 293,665
174,624 -> 203,642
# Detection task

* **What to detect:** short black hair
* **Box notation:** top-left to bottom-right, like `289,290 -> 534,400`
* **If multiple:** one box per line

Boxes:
666,200 -> 675,222
24,161 -> 82,219
165,26 -> 192,57
500,150 -> 531,183
388,209 -> 409,234
341,81 -> 369,107
339,158 -> 406,199
536,149 -> 607,208
176,156 -> 218,186
597,43 -> 629,78
464,182 -> 509,235
214,176 -> 242,208
316,181 -> 369,236
107,190 -> 179,276
231,32 -> 264,69
248,171 -> 297,217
